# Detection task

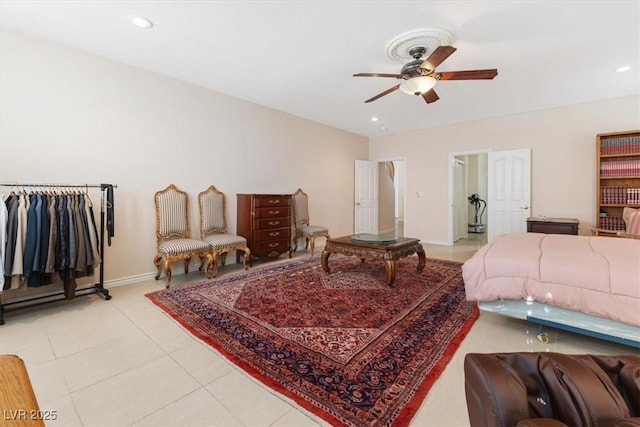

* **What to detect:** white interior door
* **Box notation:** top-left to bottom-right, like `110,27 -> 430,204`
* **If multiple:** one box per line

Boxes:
354,160 -> 378,234
487,148 -> 531,241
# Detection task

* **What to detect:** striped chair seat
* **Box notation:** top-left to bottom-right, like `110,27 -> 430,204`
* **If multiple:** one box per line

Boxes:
159,238 -> 211,255
204,233 -> 247,249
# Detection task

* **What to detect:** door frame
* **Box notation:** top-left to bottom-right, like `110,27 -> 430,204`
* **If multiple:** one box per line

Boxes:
447,149 -> 491,246
362,157 -> 407,237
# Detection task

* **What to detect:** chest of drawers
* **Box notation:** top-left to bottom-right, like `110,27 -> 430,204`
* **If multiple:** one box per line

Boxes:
237,194 -> 292,265
526,217 -> 579,235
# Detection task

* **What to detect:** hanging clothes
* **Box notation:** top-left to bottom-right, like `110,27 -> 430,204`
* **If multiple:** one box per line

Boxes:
0,183 -> 114,326
1,189 -> 101,291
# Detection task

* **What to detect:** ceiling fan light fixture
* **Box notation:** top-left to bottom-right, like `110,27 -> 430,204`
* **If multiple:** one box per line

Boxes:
399,76 -> 437,96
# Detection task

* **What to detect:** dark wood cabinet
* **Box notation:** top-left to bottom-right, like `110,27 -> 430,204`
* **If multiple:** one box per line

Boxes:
526,217 -> 579,235
237,194 -> 292,265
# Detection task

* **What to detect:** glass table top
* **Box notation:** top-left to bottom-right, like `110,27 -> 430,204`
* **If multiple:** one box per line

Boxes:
350,233 -> 399,243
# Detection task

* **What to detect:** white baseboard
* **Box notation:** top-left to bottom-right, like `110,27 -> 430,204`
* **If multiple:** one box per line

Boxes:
104,260 -> 209,288
420,238 -> 452,246
104,272 -> 158,288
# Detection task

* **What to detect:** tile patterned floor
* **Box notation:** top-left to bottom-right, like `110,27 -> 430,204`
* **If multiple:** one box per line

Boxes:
0,239 -> 637,426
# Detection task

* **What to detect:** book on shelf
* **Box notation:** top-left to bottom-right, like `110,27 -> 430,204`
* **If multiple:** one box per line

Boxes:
599,215 -> 626,231
600,135 -> 640,155
599,159 -> 640,177
600,186 -> 640,205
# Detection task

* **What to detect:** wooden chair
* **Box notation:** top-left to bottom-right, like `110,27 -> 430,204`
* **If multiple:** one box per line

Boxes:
153,184 -> 213,288
198,185 -> 250,277
592,208 -> 640,239
292,188 -> 330,255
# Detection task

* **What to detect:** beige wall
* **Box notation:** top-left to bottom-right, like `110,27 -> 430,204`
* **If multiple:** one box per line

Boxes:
370,96 -> 640,244
0,27 -> 368,285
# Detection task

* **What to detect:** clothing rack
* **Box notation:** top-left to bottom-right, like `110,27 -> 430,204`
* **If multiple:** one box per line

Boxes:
0,182 -> 117,324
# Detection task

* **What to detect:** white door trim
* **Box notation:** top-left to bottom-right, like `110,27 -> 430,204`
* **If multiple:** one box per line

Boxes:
447,149 -> 491,246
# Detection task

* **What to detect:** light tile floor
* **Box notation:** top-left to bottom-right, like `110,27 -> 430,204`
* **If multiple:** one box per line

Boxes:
1,239 -> 638,426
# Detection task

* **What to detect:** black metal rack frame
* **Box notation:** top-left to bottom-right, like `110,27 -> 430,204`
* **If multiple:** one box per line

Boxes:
0,182 -> 116,324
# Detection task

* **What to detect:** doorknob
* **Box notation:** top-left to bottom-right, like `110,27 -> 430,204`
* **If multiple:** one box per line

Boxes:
520,205 -> 529,210
355,202 -> 361,206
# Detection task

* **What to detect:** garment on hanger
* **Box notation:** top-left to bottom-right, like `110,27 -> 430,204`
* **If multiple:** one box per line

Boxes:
106,185 -> 115,246
0,192 -> 7,289
8,193 -> 27,289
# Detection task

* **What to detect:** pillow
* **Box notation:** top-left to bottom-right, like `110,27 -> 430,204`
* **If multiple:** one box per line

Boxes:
623,207 -> 640,234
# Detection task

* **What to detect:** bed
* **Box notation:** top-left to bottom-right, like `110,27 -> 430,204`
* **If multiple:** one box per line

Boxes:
462,232 -> 640,347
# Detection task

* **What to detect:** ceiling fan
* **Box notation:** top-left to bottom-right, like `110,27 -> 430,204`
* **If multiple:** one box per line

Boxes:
353,45 -> 498,104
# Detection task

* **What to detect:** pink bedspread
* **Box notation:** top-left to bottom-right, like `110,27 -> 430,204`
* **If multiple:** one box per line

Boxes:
462,233 -> 640,327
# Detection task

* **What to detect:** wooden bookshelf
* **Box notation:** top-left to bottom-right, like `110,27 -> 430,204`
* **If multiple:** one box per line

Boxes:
595,130 -> 640,235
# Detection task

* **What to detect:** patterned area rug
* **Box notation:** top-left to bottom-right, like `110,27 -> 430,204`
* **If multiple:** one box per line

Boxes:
146,255 -> 478,426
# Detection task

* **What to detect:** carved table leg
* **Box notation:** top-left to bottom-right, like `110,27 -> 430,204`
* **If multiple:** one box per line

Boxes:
321,249 -> 331,274
416,245 -> 427,272
384,259 -> 396,285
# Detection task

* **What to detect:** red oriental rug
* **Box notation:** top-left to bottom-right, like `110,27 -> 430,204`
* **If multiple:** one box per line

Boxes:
146,255 -> 478,426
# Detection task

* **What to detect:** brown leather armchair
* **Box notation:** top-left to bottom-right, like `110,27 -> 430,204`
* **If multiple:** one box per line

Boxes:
464,352 -> 640,427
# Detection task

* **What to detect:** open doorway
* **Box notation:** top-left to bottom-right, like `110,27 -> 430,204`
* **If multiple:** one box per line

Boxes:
378,160 -> 406,237
449,151 -> 488,246
354,159 -> 406,236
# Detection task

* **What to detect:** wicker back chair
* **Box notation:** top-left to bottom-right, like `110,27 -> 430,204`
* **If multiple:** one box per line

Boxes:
153,184 -> 213,288
198,185 -> 250,277
292,188 -> 330,255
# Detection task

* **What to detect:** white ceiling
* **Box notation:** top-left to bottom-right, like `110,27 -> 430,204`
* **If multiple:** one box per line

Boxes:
1,1 -> 639,138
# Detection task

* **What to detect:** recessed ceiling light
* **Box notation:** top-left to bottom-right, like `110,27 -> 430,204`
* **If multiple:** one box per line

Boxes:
371,117 -> 379,122
380,125 -> 388,131
616,65 -> 631,73
130,16 -> 153,29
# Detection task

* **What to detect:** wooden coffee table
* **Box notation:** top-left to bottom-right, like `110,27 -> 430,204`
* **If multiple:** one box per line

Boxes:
320,234 -> 426,286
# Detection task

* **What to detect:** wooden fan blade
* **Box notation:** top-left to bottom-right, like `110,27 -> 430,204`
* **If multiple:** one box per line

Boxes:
364,84 -> 400,103
438,69 -> 498,80
353,73 -> 404,78
420,46 -> 457,70
422,89 -> 440,104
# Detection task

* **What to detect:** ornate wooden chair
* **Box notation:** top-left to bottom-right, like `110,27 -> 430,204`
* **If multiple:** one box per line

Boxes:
153,184 -> 213,288
292,188 -> 330,255
198,185 -> 250,277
